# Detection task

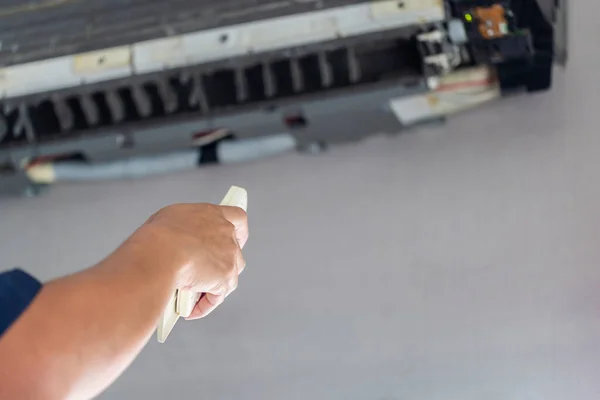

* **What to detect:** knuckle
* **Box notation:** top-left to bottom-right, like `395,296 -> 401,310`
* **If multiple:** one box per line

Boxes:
236,208 -> 248,223
227,274 -> 239,293
237,249 -> 246,269
229,207 -> 249,227
199,203 -> 219,214
223,252 -> 238,274
218,250 -> 238,276
216,220 -> 236,238
230,276 -> 239,291
224,220 -> 237,233
225,256 -> 238,276
224,238 -> 239,255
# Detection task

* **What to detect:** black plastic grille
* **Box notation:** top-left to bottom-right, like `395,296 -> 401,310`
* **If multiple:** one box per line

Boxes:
0,38 -> 421,149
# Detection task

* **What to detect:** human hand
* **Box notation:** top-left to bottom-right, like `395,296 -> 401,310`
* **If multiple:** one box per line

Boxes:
126,203 -> 249,319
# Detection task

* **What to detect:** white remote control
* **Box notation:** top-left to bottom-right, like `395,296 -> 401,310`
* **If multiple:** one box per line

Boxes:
157,186 -> 248,343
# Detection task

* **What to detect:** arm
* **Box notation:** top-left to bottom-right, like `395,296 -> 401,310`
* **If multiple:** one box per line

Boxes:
0,203 -> 248,400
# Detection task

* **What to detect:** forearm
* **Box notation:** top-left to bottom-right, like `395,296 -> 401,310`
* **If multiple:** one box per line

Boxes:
0,235 -> 178,399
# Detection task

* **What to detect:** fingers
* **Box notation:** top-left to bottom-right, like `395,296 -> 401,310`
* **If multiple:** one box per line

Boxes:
177,204 -> 247,320
236,245 -> 247,275
220,206 -> 249,248
187,275 -> 239,320
187,246 -> 242,320
187,293 -> 224,320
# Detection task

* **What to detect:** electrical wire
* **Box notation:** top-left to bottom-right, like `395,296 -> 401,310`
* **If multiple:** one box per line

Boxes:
190,128 -> 230,147
435,78 -> 497,92
25,133 -> 297,184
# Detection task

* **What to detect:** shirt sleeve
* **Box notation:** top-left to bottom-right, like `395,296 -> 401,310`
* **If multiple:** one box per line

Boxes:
0,269 -> 42,337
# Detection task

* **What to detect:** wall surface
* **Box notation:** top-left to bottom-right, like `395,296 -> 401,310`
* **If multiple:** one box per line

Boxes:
2,2 -> 598,399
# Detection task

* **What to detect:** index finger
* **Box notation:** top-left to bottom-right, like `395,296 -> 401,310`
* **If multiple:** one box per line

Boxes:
220,206 -> 249,248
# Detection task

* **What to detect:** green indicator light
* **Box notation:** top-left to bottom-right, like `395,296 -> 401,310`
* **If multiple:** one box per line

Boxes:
465,13 -> 473,22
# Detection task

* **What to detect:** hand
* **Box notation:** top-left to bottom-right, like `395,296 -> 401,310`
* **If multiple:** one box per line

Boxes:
125,203 -> 249,319
0,204 -> 247,400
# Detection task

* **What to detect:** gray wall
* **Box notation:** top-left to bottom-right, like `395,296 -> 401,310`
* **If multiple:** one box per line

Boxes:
3,2 -> 599,399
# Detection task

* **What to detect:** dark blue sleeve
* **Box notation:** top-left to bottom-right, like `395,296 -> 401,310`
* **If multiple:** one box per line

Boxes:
0,269 -> 42,337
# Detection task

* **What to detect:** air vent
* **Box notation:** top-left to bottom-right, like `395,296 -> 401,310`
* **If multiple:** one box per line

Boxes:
0,37 -> 422,149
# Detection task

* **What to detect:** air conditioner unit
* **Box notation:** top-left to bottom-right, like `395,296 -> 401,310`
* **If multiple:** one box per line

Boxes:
0,0 -> 568,196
